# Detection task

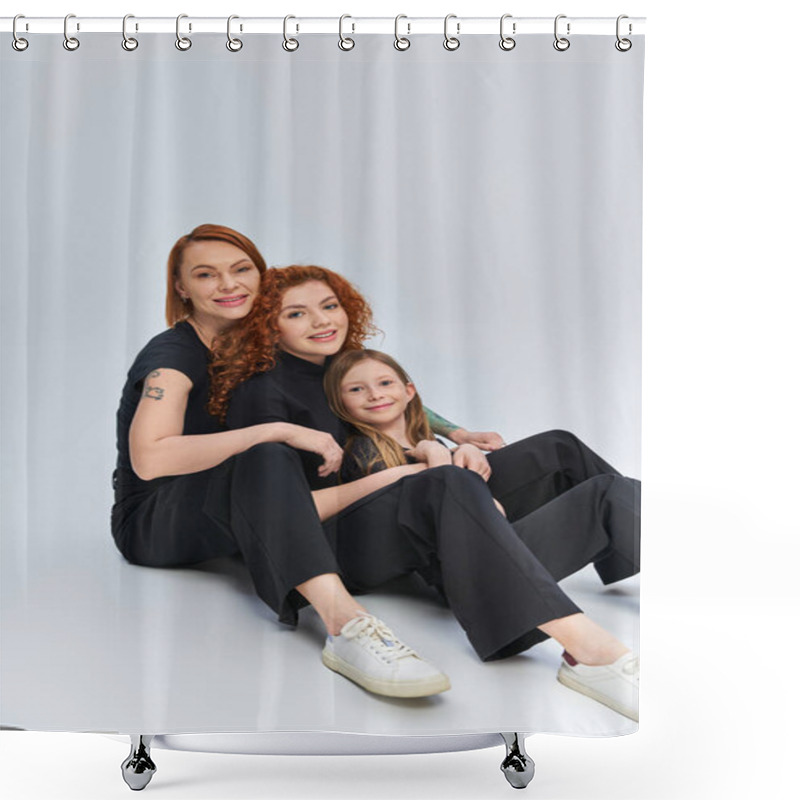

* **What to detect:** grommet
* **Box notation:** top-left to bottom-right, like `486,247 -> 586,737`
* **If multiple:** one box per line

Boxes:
122,14 -> 138,51
63,13 -> 80,51
443,14 -> 460,51
553,14 -> 570,52
615,15 -> 632,51
499,14 -> 516,51
394,14 -> 410,51
282,15 -> 299,52
176,14 -> 192,51
227,15 -> 243,52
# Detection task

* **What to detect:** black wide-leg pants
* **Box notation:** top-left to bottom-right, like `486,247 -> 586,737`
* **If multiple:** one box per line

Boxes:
486,430 -> 641,585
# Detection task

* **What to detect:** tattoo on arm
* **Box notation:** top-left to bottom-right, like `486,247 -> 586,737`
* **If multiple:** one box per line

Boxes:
143,370 -> 165,401
423,406 -> 460,437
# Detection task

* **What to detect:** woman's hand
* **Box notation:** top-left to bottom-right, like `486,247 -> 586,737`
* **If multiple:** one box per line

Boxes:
281,425 -> 343,477
452,443 -> 492,481
407,440 -> 453,468
448,428 -> 506,451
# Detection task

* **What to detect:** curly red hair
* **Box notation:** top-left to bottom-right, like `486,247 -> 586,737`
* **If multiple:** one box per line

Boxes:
208,266 -> 379,421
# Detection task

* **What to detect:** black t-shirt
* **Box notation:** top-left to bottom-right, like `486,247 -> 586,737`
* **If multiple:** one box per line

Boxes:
339,435 -> 449,484
226,351 -> 350,491
114,322 -> 223,501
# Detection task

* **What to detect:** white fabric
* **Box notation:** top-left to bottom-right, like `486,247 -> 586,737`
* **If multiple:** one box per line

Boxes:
0,33 -> 643,736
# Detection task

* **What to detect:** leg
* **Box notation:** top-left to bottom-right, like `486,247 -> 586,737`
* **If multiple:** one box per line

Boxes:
510,474 -> 640,584
120,735 -> 156,791
500,733 -> 535,789
486,430 -> 625,521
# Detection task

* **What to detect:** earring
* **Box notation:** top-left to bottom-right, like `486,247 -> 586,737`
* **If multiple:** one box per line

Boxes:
180,295 -> 188,303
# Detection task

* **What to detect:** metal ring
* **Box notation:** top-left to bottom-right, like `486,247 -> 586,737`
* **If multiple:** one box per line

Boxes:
175,14 -> 192,51
122,14 -> 138,51
12,15 -> 29,51
499,14 -> 516,51
615,15 -> 632,51
553,14 -> 570,52
443,14 -> 460,51
338,14 -> 355,51
282,15 -> 299,52
394,14 -> 410,51
63,13 -> 80,51
226,15 -> 243,52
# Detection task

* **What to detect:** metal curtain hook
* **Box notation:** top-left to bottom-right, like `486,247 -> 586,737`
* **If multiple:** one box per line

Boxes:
499,14 -> 516,51
12,14 -> 29,51
615,14 -> 632,51
63,13 -> 80,51
553,14 -> 570,51
283,15 -> 299,51
227,15 -> 243,51
176,14 -> 192,50
122,14 -> 138,51
443,14 -> 460,51
338,14 -> 355,51
394,14 -> 410,51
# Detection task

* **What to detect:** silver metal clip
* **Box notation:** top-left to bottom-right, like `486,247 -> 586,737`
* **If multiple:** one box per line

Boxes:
394,15 -> 410,51
122,14 -> 138,51
499,14 -> 516,51
63,13 -> 80,51
12,14 -> 29,51
554,14 -> 571,52
443,14 -> 460,51
338,14 -> 355,51
227,15 -> 243,52
176,14 -> 192,51
283,15 -> 299,52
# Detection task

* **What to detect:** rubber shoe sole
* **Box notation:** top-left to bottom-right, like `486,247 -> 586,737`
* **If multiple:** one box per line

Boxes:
557,663 -> 639,722
322,648 -> 451,698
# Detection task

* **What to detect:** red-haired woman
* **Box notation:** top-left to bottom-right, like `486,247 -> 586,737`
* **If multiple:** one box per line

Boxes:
215,267 -> 640,722
113,226 -> 499,700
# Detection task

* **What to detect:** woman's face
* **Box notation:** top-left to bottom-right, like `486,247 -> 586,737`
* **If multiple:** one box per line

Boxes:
176,240 -> 260,332
339,359 -> 416,425
277,280 -> 349,365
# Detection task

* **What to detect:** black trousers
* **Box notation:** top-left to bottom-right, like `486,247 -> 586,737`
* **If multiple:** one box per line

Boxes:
111,431 -> 639,662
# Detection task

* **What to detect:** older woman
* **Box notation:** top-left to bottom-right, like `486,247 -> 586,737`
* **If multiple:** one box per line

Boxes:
113,224 -> 504,699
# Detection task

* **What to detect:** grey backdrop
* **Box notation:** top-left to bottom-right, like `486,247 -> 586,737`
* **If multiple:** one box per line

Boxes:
1,33 -> 643,734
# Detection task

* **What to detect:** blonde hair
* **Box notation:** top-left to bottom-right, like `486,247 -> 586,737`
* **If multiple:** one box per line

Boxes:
324,350 -> 433,473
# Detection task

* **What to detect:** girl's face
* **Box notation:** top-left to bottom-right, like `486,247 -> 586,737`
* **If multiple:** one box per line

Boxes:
175,240 -> 260,333
339,359 -> 416,426
277,280 -> 349,365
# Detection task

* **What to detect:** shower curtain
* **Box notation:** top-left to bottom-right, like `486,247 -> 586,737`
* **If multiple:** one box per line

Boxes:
1,24 -> 643,739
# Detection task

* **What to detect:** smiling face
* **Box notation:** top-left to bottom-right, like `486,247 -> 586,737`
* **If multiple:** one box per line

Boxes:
276,280 -> 350,365
175,240 -> 261,335
338,358 -> 416,428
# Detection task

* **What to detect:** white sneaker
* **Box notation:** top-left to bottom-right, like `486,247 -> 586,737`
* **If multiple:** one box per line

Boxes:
322,613 -> 451,698
557,652 -> 639,722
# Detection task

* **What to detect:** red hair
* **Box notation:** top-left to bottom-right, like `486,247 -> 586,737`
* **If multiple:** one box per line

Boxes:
208,266 -> 380,421
165,224 -> 268,326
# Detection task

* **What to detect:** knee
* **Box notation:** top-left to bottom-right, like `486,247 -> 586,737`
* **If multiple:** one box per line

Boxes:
429,464 -> 487,492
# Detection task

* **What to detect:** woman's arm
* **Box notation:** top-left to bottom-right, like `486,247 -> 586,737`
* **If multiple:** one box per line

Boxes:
129,368 -> 335,480
422,405 -> 505,450
311,463 -> 427,521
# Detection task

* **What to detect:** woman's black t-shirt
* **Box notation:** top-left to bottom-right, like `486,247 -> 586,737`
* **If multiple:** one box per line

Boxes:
226,351 -> 349,491
113,322 -> 223,507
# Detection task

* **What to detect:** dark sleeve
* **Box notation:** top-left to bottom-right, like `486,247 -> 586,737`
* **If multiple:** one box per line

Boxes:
339,437 -> 387,484
130,336 -> 208,392
227,372 -> 291,429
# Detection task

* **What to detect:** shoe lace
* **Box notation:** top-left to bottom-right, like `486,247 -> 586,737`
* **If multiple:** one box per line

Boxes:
621,655 -> 640,679
343,615 -> 418,664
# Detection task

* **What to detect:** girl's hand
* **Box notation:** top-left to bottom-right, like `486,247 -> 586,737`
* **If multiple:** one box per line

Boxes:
452,444 -> 492,481
281,425 -> 343,477
449,429 -> 506,451
407,440 -> 453,468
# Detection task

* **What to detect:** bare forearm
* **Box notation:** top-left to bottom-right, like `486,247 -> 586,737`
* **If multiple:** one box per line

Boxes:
311,463 -> 426,521
131,422 -> 293,480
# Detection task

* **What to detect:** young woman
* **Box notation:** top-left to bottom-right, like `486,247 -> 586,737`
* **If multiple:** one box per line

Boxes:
216,267 -> 640,722
113,225 -> 499,701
